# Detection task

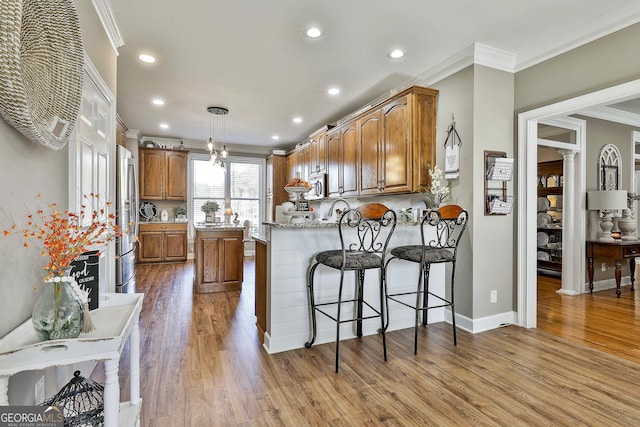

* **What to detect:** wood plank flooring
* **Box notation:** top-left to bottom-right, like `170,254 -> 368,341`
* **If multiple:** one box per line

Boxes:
96,263 -> 640,426
537,274 -> 640,364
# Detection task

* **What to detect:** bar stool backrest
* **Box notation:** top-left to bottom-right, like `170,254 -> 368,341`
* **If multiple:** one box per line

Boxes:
420,204 -> 468,255
338,202 -> 397,259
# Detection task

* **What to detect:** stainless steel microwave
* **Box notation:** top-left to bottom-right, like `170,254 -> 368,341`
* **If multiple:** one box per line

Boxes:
306,173 -> 327,200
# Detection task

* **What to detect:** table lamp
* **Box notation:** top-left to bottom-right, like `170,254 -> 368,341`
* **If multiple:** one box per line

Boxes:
587,190 -> 627,241
224,208 -> 233,223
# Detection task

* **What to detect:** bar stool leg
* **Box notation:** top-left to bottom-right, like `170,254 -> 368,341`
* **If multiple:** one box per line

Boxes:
335,271 -> 345,373
450,262 -> 457,346
414,264 -> 424,355
423,264 -> 433,326
304,263 -> 320,348
355,270 -> 365,338
379,268 -> 387,361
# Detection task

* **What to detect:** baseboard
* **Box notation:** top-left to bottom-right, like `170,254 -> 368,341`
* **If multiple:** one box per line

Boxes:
447,309 -> 517,334
586,277 -> 633,293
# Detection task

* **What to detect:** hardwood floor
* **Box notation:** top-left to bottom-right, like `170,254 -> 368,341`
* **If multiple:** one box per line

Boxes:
537,274 -> 640,364
97,262 -> 640,426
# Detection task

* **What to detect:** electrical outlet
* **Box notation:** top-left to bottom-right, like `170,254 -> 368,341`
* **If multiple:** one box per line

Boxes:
34,375 -> 45,404
490,290 -> 497,304
602,262 -> 607,272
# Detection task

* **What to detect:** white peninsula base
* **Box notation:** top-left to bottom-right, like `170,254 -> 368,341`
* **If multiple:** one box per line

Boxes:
260,223 -> 445,354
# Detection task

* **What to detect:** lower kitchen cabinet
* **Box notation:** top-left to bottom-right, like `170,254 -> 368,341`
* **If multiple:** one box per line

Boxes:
194,226 -> 244,293
137,223 -> 187,263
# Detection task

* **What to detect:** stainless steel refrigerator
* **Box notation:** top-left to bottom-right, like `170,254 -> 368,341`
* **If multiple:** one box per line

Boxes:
115,145 -> 139,293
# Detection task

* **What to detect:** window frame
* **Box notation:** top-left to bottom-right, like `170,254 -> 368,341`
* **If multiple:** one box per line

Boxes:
188,153 -> 265,239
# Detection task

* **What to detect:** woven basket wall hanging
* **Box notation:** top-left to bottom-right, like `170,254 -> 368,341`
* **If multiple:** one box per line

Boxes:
0,0 -> 84,150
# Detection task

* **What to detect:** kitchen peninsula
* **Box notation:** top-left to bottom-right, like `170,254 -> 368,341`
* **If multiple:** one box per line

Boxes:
194,224 -> 245,293
256,219 -> 446,354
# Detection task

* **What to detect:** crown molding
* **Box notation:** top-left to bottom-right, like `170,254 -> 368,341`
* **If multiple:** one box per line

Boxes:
91,0 -> 124,56
515,8 -> 640,71
474,43 -> 516,73
578,106 -> 640,127
413,42 -> 515,87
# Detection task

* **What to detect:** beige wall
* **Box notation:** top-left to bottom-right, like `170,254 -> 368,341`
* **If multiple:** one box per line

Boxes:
428,64 -> 515,321
0,1 -> 116,404
515,23 -> 640,113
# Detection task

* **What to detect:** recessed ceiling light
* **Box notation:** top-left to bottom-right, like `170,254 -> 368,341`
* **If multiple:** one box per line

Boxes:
304,27 -> 323,38
159,123 -> 169,129
272,135 -> 280,140
293,117 -> 302,124
388,49 -> 406,59
152,98 -> 165,106
328,87 -> 340,96
138,54 -> 156,63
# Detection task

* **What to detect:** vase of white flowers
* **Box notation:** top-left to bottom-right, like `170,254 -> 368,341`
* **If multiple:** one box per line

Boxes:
422,165 -> 450,208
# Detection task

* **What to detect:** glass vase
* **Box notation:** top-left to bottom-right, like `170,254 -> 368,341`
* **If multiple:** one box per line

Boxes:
32,276 -> 84,341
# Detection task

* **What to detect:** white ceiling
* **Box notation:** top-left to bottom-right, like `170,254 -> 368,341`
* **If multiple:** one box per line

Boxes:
109,0 -> 640,152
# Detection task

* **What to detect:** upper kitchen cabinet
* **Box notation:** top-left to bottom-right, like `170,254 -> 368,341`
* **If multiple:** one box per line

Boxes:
358,109 -> 383,195
340,86 -> 439,197
361,87 -> 437,195
139,147 -> 188,200
266,154 -> 288,221
308,128 -> 328,175
326,122 -> 359,198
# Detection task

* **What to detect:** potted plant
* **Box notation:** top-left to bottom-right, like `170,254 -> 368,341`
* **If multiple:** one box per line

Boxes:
173,206 -> 187,221
201,200 -> 219,223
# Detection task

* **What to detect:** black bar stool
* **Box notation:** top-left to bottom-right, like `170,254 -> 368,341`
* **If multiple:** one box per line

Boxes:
304,203 -> 397,372
385,205 -> 468,354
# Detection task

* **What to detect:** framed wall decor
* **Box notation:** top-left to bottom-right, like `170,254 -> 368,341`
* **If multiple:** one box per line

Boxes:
601,164 -> 619,191
598,144 -> 622,191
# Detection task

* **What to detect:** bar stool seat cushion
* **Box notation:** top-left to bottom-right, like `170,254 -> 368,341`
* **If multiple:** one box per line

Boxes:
316,250 -> 382,270
390,245 -> 454,263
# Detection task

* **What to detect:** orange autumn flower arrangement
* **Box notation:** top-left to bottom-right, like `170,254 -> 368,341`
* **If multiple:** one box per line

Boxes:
4,193 -> 122,280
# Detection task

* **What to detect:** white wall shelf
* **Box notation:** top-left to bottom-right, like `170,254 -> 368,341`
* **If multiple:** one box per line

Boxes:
0,293 -> 144,427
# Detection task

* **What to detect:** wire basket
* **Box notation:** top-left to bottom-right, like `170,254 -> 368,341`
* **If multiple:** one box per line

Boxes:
0,0 -> 84,150
42,371 -> 104,427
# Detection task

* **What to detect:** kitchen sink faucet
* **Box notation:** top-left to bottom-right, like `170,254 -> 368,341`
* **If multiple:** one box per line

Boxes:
326,198 -> 351,219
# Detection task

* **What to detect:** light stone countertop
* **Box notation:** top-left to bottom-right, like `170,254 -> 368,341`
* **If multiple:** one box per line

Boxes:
262,219 -> 419,229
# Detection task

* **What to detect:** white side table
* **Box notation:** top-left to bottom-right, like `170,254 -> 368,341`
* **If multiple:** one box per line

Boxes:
0,293 -> 144,427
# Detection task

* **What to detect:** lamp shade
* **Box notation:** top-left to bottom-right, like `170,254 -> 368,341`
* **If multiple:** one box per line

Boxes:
587,190 -> 627,210
224,208 -> 233,216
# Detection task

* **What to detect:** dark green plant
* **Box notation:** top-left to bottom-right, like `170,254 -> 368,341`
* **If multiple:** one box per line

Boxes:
201,201 -> 219,213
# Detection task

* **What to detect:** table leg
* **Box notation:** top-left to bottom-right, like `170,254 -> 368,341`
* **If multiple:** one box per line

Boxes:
615,260 -> 622,298
588,256 -> 595,293
629,257 -> 636,292
130,319 -> 141,406
103,358 -> 120,427
0,376 -> 9,405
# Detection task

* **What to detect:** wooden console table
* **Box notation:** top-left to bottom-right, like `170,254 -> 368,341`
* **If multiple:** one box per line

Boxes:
0,293 -> 143,427
586,240 -> 640,297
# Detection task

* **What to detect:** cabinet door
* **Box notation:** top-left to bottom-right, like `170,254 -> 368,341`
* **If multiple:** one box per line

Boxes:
165,151 -> 187,200
139,149 -> 165,200
201,236 -> 221,284
382,95 -> 412,193
326,130 -> 341,197
341,123 -> 359,196
165,232 -> 187,261
266,156 -> 274,196
138,232 -> 164,262
316,131 -> 327,174
221,236 -> 243,284
301,145 -> 310,180
359,110 -> 382,195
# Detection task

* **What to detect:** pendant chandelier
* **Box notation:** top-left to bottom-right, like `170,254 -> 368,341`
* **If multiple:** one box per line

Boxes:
206,106 -> 229,170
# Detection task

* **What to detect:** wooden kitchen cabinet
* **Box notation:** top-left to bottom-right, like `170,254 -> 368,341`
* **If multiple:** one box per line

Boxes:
359,109 -> 383,195
195,227 -> 244,293
308,129 -> 327,175
326,122 -> 359,197
255,238 -> 267,342
139,147 -> 188,200
266,154 -> 288,221
137,222 -> 187,263
329,86 -> 438,197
